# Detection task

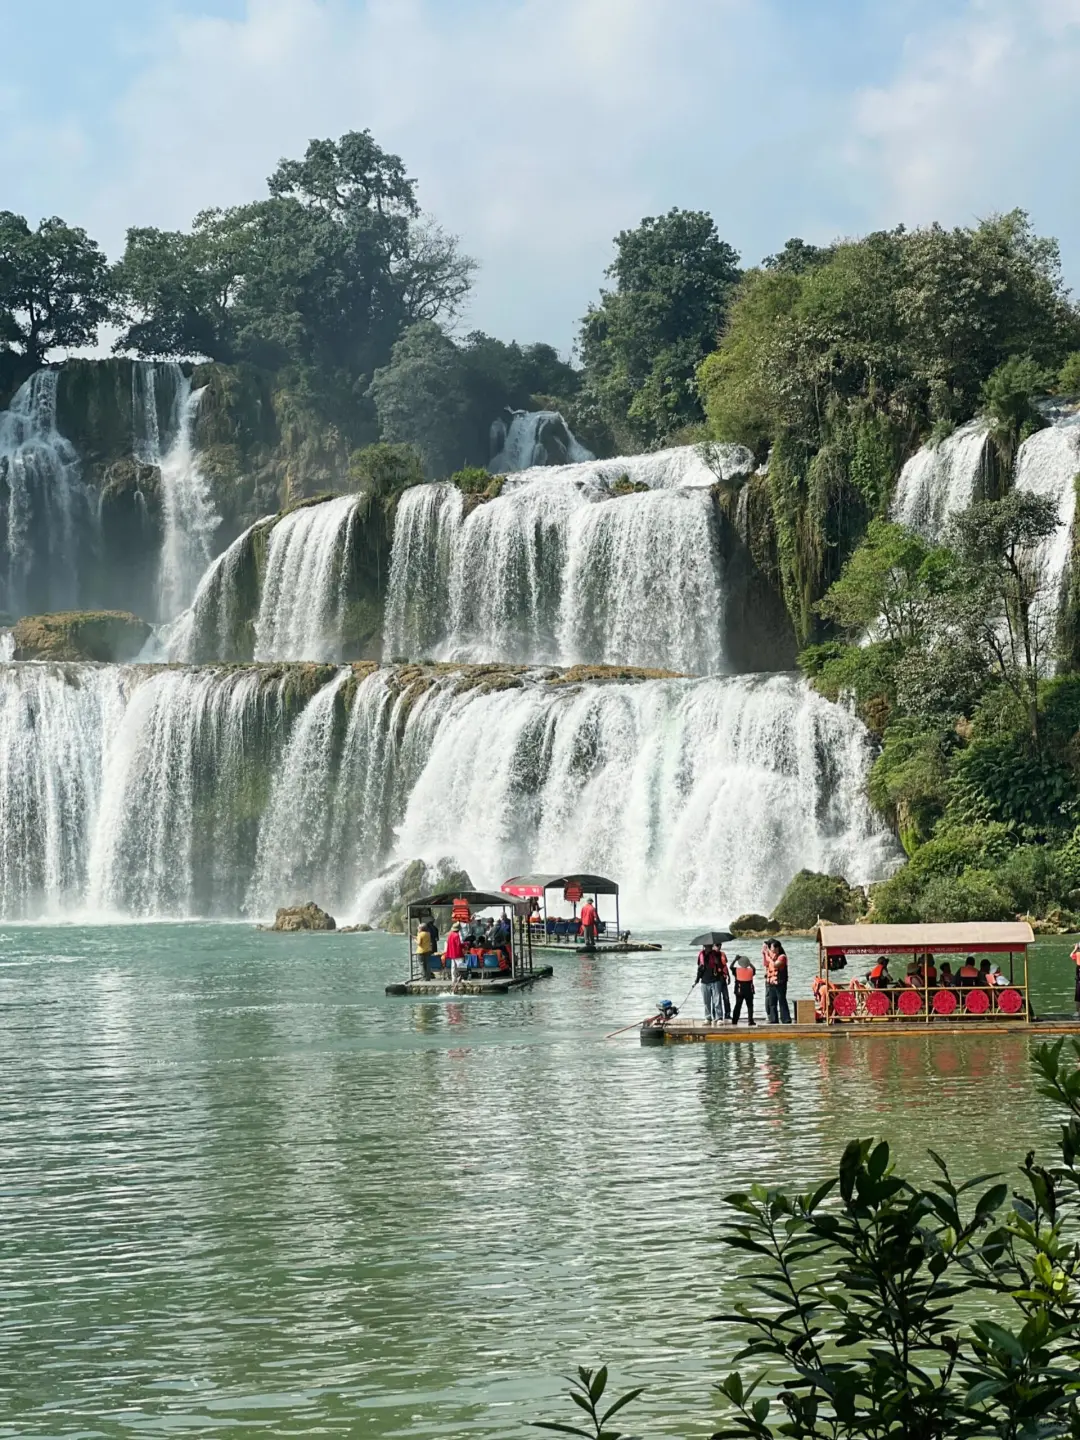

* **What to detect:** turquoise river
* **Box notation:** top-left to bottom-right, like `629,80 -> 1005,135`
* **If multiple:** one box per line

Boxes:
2,926 -> 1077,1438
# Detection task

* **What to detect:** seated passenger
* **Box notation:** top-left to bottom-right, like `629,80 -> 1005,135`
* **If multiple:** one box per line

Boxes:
956,956 -> 981,987
938,961 -> 956,987
868,956 -> 891,989
978,958 -> 993,986
921,954 -> 937,985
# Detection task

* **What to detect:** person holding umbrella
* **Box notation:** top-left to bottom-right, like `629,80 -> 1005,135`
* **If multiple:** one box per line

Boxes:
691,930 -> 733,1023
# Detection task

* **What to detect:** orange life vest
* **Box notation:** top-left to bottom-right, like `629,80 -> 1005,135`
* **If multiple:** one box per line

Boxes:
734,962 -> 755,984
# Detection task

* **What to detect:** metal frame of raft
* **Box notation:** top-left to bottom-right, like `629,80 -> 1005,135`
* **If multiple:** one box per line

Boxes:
385,888 -> 554,996
641,921 -> 1080,1044
500,873 -> 662,954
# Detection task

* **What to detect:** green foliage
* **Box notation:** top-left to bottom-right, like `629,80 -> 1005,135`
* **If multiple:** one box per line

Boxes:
347,442 -> 425,500
534,1366 -> 643,1440
815,520 -> 942,643
580,208 -> 741,449
770,870 -> 862,928
448,466 -> 497,496
368,322 -> 473,477
980,353 -> 1054,457
1059,351 -> 1080,392
0,211 -> 115,365
866,724 -> 952,852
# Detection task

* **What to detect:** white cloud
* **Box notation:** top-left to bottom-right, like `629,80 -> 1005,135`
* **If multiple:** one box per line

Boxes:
851,0 -> 1080,235
84,0 -> 754,348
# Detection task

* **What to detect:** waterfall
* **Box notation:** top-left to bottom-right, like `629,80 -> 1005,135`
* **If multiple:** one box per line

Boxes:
1013,421 -> 1080,650
500,441 -> 755,493
254,496 -> 363,661
890,420 -> 990,542
384,479 -> 728,671
0,663 -> 897,924
382,484 -> 464,660
163,519 -> 269,663
0,371 -> 93,616
147,367 -> 221,620
556,488 -> 726,673
489,410 -> 595,471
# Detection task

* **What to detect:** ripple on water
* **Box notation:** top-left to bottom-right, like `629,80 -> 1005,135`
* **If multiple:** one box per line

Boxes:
0,926 -> 1074,1437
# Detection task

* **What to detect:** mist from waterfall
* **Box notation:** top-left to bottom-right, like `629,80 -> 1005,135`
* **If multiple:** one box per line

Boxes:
0,371 -> 95,616
385,479 -> 728,672
0,663 -> 897,924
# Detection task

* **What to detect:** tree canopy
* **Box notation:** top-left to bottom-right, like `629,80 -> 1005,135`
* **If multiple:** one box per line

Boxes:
579,208 -> 741,450
0,212 -> 114,367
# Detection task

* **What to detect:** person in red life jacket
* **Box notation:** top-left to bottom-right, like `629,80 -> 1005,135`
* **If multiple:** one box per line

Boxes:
579,898 -> 599,951
696,943 -> 727,1023
763,939 -> 792,1024
715,945 -> 731,1019
919,953 -> 937,986
443,922 -> 465,981
731,954 -> 756,1026
868,956 -> 890,989
1072,942 -> 1080,1015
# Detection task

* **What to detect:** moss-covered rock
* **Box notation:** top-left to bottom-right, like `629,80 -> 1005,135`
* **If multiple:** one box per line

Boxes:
367,858 -> 474,933
266,901 -> 337,932
771,870 -> 864,930
731,912 -> 778,936
13,610 -> 152,662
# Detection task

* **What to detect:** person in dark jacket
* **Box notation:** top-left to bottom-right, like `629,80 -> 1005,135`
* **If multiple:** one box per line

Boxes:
696,943 -> 728,1022
763,939 -> 792,1024
731,955 -> 756,1026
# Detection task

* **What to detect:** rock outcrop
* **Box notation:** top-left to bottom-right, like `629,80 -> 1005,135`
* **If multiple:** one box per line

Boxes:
12,611 -> 152,662
265,901 -> 337,932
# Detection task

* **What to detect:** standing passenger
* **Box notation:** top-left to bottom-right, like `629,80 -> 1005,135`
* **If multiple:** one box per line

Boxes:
696,944 -> 724,1024
764,939 -> 792,1024
416,921 -> 434,979
732,955 -> 756,1026
579,897 -> 599,951
444,922 -> 466,982
716,945 -> 732,1020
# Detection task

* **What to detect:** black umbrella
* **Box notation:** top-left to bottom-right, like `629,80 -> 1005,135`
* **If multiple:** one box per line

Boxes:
689,930 -> 734,946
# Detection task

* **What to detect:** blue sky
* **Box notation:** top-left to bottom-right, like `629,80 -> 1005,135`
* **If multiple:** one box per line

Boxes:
5,0 -> 1080,353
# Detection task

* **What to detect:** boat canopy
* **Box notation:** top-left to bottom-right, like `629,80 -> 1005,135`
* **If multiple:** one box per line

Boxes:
409,889 -> 530,916
501,873 -> 619,899
818,921 -> 1034,956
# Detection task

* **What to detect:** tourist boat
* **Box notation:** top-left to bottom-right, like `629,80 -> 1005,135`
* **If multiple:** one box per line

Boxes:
384,888 -> 554,996
641,921 -> 1080,1044
500,873 -> 662,954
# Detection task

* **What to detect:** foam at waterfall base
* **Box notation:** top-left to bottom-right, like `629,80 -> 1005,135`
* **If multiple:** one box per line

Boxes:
0,662 -> 899,925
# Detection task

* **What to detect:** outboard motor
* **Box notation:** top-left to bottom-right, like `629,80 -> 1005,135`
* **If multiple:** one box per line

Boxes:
656,999 -> 679,1022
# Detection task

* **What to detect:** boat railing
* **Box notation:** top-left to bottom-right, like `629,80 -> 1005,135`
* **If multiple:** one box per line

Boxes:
823,980 -> 1029,1023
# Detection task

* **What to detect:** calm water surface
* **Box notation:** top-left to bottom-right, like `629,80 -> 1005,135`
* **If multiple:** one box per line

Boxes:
1,926 -> 1076,1438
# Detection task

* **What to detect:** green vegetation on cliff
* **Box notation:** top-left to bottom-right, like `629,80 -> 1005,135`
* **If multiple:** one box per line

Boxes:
12,611 -> 151,663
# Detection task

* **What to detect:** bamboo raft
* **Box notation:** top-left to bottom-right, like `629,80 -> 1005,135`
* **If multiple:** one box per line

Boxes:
641,1015 -> 1080,1045
386,966 -> 553,997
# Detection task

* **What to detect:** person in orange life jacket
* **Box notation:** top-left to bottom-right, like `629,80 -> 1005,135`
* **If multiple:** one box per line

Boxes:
579,898 -> 599,951
731,954 -> 756,1025
918,953 -> 937,985
696,944 -> 729,1022
763,939 -> 792,1024
956,956 -> 981,987
1072,941 -> 1080,1015
868,956 -> 890,989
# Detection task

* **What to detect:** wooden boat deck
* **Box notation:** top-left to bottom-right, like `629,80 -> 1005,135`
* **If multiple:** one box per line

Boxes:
532,940 -> 662,956
642,1015 -> 1080,1045
386,966 -> 554,997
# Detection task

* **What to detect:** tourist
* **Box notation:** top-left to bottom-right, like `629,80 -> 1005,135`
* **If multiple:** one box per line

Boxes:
763,939 -> 791,1024
415,921 -> 434,979
579,896 -> 599,951
938,961 -> 956,987
493,911 -> 511,948
988,964 -> 1008,987
715,944 -> 732,1019
979,958 -> 993,985
696,943 -> 725,1024
957,956 -> 981,987
731,954 -> 756,1026
444,921 -> 466,981
868,956 -> 890,989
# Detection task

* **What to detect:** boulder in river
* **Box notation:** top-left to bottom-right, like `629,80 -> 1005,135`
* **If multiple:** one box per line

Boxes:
730,912 -> 779,937
266,901 -> 337,932
13,610 -> 152,662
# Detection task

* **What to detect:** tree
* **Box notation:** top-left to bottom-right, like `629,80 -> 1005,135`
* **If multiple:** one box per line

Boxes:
0,212 -> 114,366
816,519 -> 948,647
947,491 -> 1062,742
580,209 -> 741,449
368,322 -> 472,477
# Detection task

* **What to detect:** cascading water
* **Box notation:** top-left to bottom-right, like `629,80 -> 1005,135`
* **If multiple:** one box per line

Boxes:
253,495 -> 364,661
1013,420 -> 1080,650
384,480 -> 728,672
142,366 -> 221,620
500,441 -> 755,493
489,410 -> 595,471
0,663 -> 898,924
163,519 -> 269,663
890,420 -> 990,543
0,371 -> 94,616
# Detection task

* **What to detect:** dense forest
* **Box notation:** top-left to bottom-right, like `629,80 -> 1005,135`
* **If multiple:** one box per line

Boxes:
6,127 -> 1080,926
